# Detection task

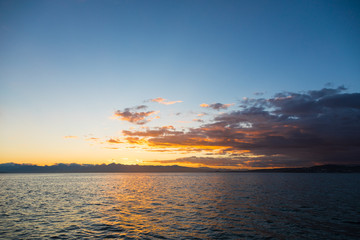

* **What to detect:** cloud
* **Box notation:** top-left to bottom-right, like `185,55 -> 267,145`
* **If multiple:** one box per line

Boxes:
107,138 -> 122,144
149,156 -> 310,168
85,137 -> 99,142
193,119 -> 204,123
200,103 -> 234,110
254,92 -> 265,96
150,97 -> 183,105
149,156 -> 245,167
64,135 -> 78,139
113,106 -> 158,125
134,105 -> 148,110
121,87 -> 360,167
122,126 -> 181,138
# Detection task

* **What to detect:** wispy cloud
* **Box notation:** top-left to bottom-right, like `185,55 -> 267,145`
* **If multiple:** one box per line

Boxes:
150,97 -> 183,105
254,92 -> 265,96
64,135 -> 78,139
85,137 -> 99,141
149,156 -> 245,167
200,103 -> 234,110
134,105 -> 148,110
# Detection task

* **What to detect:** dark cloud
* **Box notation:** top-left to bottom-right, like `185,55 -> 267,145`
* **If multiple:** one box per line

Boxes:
135,105 -> 148,110
123,87 -> 360,167
200,103 -> 234,110
319,93 -> 360,109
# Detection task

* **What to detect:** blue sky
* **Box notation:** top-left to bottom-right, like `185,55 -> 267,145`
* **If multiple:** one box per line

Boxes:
0,0 -> 359,167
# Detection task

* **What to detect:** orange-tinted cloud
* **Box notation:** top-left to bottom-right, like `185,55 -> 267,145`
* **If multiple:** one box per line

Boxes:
149,156 -> 246,167
150,97 -> 183,105
107,138 -> 122,144
147,155 -> 311,169
121,124 -> 236,153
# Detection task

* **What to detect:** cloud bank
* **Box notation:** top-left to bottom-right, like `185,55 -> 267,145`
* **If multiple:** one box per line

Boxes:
119,87 -> 360,168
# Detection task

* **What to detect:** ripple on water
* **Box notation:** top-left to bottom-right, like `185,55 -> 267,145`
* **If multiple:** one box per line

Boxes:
0,173 -> 359,239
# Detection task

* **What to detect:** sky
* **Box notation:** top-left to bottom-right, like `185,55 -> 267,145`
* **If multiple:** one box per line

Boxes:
0,0 -> 359,169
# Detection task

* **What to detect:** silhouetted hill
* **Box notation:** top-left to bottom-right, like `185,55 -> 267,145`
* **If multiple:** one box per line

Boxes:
0,163 -> 359,173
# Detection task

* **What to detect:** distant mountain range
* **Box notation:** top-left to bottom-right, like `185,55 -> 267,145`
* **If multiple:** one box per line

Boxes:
0,163 -> 359,173
0,163 -> 210,173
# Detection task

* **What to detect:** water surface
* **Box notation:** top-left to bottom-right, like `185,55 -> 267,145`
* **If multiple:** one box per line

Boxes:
1,173 -> 359,239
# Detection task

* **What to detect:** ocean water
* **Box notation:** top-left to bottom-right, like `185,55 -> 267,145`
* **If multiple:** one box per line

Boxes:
0,173 -> 359,239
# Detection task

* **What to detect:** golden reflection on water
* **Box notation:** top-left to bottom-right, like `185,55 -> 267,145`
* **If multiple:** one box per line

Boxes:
97,173 -> 224,239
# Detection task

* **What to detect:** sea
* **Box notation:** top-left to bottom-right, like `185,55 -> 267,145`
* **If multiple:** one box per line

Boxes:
0,172 -> 359,239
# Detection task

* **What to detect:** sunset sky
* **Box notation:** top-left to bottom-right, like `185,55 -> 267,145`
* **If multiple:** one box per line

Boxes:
1,0 -> 359,169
